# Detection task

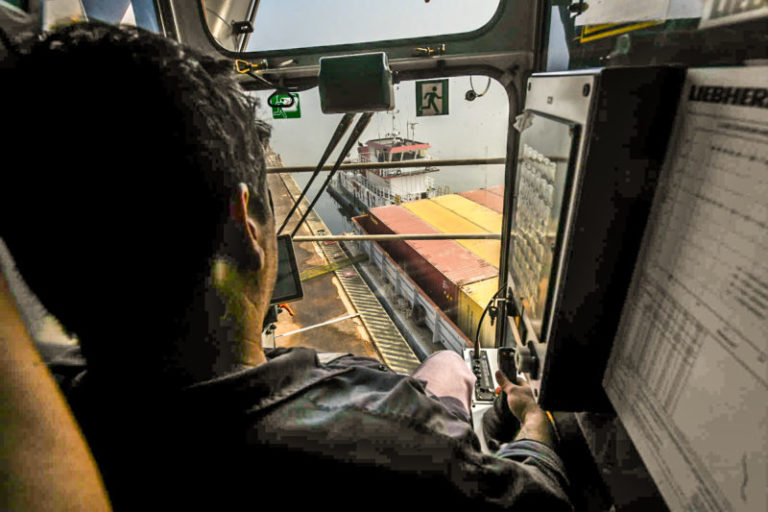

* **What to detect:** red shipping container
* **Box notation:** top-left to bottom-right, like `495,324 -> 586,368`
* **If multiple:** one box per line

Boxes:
459,188 -> 505,214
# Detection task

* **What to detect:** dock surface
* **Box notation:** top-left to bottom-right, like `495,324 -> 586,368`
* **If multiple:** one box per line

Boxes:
268,172 -> 421,373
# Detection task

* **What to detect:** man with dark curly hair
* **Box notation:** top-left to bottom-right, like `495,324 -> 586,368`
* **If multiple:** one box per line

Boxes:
1,22 -> 571,511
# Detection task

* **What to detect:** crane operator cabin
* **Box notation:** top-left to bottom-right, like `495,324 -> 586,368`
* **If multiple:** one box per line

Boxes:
1,1 -> 766,511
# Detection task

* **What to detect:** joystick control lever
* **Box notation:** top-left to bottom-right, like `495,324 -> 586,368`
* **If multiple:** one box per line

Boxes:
482,347 -> 520,451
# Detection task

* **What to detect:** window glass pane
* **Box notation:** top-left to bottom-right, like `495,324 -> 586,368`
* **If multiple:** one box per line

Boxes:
255,76 -> 508,348
545,1 -> 767,71
253,77 -> 507,225
78,0 -> 160,33
217,0 -> 500,53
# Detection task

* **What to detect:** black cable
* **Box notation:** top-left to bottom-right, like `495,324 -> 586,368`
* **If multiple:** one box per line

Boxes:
278,113 -> 355,234
267,88 -> 295,108
469,76 -> 492,97
291,112 -> 373,237
205,7 -> 230,25
474,283 -> 506,359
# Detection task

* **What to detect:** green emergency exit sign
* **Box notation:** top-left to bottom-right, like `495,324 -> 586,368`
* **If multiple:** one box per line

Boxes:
416,79 -> 449,116
271,93 -> 301,119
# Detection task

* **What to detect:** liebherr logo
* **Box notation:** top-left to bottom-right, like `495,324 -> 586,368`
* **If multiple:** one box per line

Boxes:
688,85 -> 768,109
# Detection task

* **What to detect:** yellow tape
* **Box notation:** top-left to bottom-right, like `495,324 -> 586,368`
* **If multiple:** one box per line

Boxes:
582,23 -> 619,34
580,21 -> 662,43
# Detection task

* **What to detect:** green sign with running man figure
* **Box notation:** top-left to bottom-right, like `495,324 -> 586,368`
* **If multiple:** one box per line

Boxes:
271,93 -> 301,119
416,79 -> 449,116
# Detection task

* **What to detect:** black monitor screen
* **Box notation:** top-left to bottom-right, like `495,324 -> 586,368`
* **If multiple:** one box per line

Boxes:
510,112 -> 579,339
271,234 -> 303,304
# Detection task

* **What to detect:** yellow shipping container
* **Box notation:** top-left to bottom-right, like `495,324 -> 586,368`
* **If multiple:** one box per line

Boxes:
432,195 -> 503,233
403,199 -> 501,268
458,277 -> 499,348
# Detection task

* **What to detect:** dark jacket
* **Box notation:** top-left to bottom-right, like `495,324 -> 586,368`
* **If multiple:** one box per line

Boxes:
49,346 -> 572,511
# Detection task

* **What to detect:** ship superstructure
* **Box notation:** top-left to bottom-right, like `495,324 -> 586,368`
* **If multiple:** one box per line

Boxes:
332,135 -> 441,212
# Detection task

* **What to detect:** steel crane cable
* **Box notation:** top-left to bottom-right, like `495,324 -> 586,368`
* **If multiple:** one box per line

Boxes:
291,112 -> 373,237
278,113 -> 355,234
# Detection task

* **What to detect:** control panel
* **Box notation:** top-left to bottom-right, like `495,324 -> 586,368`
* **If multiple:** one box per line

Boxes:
469,350 -> 496,402
504,67 -> 686,411
464,348 -> 523,453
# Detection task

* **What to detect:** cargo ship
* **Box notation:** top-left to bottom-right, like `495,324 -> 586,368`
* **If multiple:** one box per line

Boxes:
328,135 -> 443,214
348,186 -> 506,351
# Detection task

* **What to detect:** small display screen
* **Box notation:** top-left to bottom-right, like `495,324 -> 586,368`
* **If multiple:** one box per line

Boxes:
510,112 -> 579,339
271,234 -> 303,304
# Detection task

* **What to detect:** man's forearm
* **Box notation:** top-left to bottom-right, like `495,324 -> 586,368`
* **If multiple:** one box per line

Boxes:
514,410 -> 555,448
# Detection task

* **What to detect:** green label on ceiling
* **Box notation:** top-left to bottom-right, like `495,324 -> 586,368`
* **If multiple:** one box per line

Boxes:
416,79 -> 449,117
271,93 -> 301,119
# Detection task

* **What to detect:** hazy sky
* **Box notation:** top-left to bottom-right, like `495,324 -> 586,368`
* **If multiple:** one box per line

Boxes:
246,0 -> 514,192
251,76 -> 508,168
246,0 -> 501,52
244,1 -> 571,194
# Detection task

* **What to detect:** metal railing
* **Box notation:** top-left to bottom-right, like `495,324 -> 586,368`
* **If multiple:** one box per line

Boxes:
267,157 -> 506,174
293,233 -> 501,242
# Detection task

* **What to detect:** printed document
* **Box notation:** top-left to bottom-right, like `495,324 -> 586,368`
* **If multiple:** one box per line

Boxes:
604,67 -> 768,512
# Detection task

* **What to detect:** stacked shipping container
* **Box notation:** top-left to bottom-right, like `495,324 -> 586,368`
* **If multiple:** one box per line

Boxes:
403,199 -> 500,266
458,185 -> 504,213
432,194 -> 503,233
356,192 -> 504,348
424,194 -> 503,347
356,206 -> 496,321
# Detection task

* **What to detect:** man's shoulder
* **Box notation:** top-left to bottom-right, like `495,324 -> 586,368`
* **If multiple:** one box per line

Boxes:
251,347 -> 433,412
243,348 -> 481,453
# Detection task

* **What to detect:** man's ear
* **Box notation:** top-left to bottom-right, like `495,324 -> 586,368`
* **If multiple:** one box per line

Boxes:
232,183 -> 265,272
